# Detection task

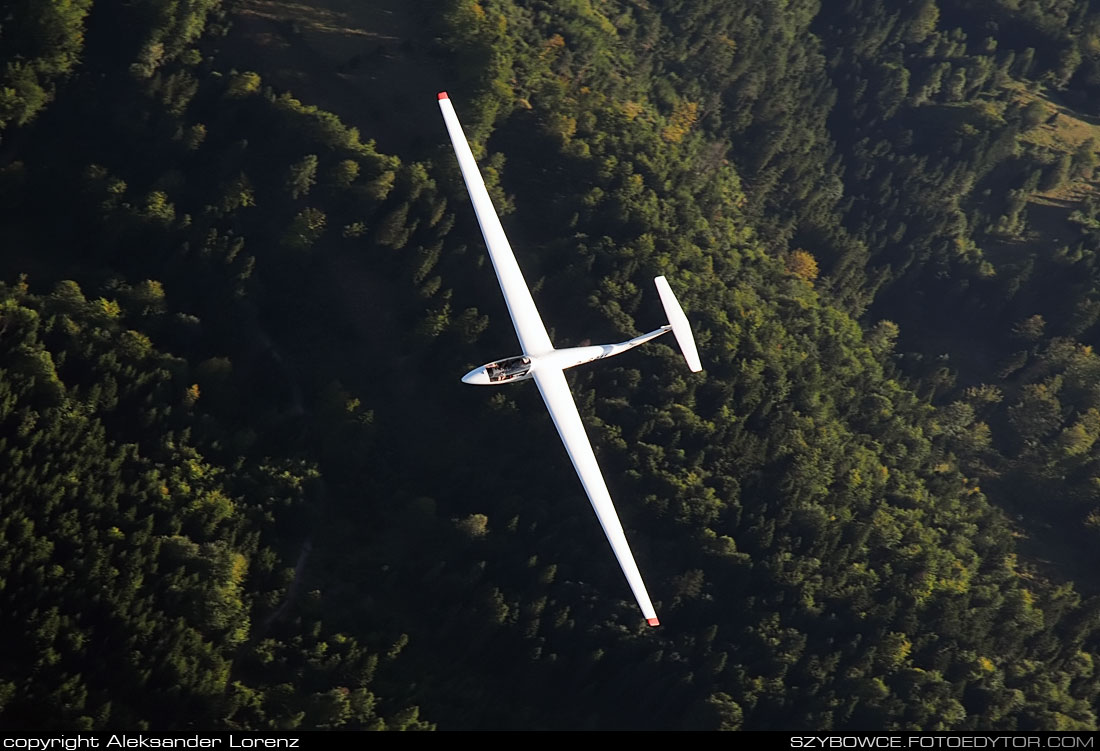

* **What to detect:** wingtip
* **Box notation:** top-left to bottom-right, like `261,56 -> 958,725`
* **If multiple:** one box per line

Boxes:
647,617 -> 660,627
437,91 -> 449,100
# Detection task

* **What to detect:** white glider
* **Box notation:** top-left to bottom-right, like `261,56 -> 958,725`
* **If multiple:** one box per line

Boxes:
438,92 -> 702,626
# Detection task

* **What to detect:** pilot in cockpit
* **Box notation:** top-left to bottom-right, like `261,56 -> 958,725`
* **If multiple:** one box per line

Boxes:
505,357 -> 530,376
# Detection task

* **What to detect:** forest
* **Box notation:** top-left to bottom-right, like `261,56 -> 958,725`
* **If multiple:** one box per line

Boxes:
1,0 -> 1099,731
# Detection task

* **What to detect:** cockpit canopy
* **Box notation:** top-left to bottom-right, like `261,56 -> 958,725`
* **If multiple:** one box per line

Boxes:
485,355 -> 532,383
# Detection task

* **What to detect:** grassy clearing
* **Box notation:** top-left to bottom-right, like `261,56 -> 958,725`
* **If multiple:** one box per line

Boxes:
977,83 -> 1100,265
1010,82 -> 1100,201
1016,87 -> 1100,153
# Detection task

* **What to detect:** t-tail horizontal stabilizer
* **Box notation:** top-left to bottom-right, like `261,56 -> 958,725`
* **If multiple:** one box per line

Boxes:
654,276 -> 703,372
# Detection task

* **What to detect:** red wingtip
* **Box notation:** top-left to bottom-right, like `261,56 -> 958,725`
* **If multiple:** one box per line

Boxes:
647,617 -> 660,627
437,91 -> 449,100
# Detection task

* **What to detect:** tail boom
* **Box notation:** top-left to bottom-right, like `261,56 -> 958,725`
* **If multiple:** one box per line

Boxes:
545,326 -> 671,371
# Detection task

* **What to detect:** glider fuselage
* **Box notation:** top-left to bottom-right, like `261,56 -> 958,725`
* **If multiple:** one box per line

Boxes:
461,327 -> 672,386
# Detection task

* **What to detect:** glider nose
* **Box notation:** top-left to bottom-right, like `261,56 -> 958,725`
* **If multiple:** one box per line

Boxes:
462,366 -> 491,385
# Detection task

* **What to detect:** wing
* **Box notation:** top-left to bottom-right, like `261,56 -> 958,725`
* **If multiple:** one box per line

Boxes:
533,367 -> 659,625
438,92 -> 555,356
